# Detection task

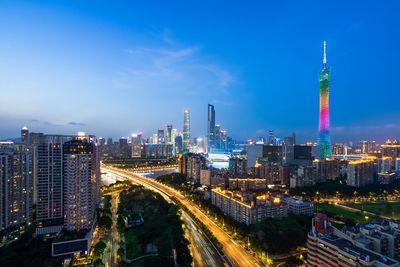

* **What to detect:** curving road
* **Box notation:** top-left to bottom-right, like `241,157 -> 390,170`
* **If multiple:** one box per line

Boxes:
102,165 -> 260,267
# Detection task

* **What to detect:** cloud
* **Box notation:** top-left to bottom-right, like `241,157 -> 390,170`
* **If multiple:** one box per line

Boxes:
68,121 -> 86,126
30,119 -> 86,127
43,121 -> 63,127
118,35 -> 235,98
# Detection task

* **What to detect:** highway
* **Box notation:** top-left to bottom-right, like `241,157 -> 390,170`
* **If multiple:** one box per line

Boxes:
102,166 -> 228,267
102,165 -> 261,267
183,211 -> 226,267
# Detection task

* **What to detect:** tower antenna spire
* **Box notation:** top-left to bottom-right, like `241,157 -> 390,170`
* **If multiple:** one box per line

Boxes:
323,40 -> 327,66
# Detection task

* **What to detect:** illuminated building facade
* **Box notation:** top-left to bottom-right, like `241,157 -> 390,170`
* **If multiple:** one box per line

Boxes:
0,142 -> 33,230
317,41 -> 333,159
382,139 -> 400,165
211,188 -> 288,225
33,134 -> 72,234
63,134 -> 99,231
183,108 -> 190,151
347,158 -> 375,187
131,133 -> 142,158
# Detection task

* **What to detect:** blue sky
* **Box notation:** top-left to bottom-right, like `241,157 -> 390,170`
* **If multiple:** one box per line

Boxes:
0,1 -> 400,142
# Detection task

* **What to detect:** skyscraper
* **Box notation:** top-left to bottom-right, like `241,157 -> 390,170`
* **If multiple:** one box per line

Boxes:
157,128 -> 165,144
131,133 -> 142,158
183,108 -> 190,150
268,130 -> 274,145
63,134 -> 99,231
317,41 -> 332,159
166,124 -> 173,144
0,142 -> 33,231
207,104 -> 215,151
33,134 -> 72,234
21,126 -> 29,144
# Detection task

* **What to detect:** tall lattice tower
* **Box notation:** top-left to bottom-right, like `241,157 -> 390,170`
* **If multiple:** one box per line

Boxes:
318,41 -> 332,159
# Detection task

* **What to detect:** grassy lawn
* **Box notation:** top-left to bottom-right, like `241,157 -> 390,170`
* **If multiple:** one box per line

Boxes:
345,202 -> 400,219
316,203 -> 372,223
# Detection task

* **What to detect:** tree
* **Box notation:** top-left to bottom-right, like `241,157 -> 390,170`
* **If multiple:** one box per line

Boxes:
117,247 -> 125,259
93,258 -> 105,267
98,215 -> 112,230
93,241 -> 107,257
117,215 -> 125,232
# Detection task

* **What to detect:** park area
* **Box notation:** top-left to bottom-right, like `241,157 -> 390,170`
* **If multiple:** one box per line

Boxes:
316,203 -> 373,225
345,202 -> 400,220
117,184 -> 192,267
317,201 -> 400,226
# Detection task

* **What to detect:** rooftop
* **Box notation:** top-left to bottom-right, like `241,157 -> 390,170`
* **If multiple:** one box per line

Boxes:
320,234 -> 397,265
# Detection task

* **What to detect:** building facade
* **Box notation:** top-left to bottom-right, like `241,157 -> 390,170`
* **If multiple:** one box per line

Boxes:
207,104 -> 215,151
0,142 -> 33,231
307,213 -> 398,267
347,158 -> 375,187
211,188 -> 288,225
63,135 -> 99,231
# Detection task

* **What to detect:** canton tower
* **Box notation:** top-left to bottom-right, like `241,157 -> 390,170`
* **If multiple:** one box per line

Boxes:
318,41 -> 332,159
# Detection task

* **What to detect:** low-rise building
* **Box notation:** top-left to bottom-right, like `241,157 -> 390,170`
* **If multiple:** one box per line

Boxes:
307,213 -> 399,267
340,221 -> 400,261
211,188 -> 288,225
282,196 -> 314,216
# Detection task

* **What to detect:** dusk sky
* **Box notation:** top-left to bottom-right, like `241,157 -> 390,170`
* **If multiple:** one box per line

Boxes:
1,1 -> 400,142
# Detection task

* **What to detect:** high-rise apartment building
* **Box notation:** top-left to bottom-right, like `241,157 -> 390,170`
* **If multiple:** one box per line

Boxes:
382,139 -> 400,165
318,41 -> 333,159
183,108 -> 190,150
33,134 -> 72,233
0,142 -> 33,231
347,158 -> 375,187
63,135 -> 99,231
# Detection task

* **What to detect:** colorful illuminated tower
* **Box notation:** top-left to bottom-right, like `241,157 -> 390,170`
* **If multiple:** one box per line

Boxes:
318,41 -> 332,159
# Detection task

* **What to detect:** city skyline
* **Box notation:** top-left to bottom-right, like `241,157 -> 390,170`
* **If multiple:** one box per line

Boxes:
3,2 -> 400,267
1,1 -> 400,142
